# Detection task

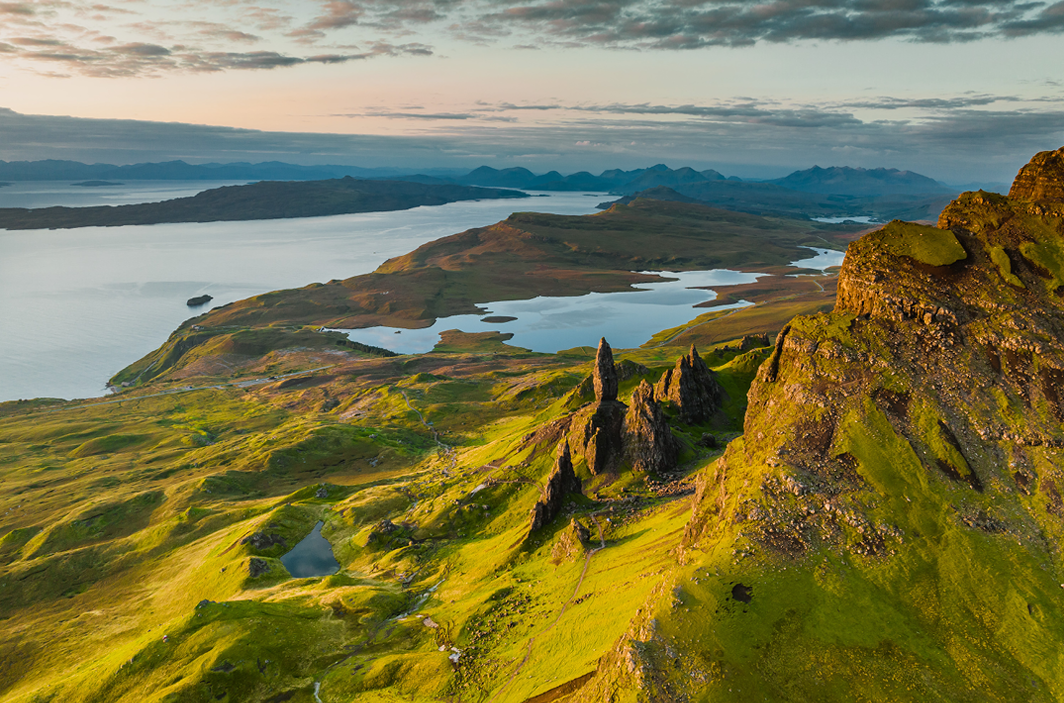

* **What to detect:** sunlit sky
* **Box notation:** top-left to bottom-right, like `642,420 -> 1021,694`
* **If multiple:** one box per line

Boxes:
1,0 -> 1063,181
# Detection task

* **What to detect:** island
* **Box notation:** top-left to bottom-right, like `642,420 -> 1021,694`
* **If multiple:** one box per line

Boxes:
71,181 -> 125,187
186,294 -> 213,307
0,177 -> 529,230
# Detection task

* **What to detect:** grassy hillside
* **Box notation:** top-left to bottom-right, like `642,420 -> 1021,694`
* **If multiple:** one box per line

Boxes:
5,147 -> 1064,702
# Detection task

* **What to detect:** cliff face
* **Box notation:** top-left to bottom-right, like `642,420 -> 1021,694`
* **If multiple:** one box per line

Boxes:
578,147 -> 1064,702
1009,146 -> 1064,203
529,442 -> 582,533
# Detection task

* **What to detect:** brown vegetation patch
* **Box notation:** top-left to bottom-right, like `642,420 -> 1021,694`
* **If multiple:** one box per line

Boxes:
1040,367 -> 1064,420
873,387 -> 911,419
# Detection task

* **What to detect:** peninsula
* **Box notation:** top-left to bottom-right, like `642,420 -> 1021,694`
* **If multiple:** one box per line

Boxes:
0,177 -> 528,230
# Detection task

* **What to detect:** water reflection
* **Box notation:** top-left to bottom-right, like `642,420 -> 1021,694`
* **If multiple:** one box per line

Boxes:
280,521 -> 340,578
338,248 -> 846,355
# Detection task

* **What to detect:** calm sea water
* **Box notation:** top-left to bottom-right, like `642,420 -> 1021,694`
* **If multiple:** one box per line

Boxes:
0,189 -> 605,401
338,248 -> 844,355
0,180 -> 253,209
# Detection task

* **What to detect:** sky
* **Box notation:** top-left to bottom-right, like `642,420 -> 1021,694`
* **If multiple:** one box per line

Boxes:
1,0 -> 1063,182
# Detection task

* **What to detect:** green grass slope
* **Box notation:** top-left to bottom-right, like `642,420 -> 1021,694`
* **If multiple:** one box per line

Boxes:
1,320 -> 763,702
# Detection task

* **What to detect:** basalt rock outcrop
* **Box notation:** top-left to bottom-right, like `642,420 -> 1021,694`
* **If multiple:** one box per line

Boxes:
529,441 -> 582,532
654,344 -> 724,425
623,380 -> 679,474
570,339 -> 630,474
589,146 -> 1064,702
567,338 -> 689,475
550,518 -> 592,563
593,338 -> 620,401
1009,146 -> 1064,203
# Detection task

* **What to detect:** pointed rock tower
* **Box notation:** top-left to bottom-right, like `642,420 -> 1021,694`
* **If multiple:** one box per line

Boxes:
654,345 -> 725,425
570,338 -> 629,474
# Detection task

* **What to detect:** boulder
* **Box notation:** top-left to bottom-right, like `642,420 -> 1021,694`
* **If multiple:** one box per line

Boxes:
248,557 -> 269,577
550,518 -> 592,563
529,441 -> 583,532
623,380 -> 679,473
240,531 -> 287,551
654,345 -> 725,425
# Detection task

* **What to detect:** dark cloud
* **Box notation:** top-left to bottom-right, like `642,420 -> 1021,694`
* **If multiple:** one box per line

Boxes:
0,27 -> 432,77
0,0 -> 1059,81
473,0 -> 1064,47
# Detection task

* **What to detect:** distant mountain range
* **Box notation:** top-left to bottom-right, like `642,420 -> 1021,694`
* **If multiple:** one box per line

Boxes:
449,164 -> 738,192
765,165 -> 953,196
0,158 -> 963,222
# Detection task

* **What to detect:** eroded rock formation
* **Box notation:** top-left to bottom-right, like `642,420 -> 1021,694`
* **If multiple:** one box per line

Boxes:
593,337 -> 619,401
654,345 -> 724,425
529,441 -> 582,531
623,380 -> 679,474
1009,146 -> 1064,203
571,338 -> 629,474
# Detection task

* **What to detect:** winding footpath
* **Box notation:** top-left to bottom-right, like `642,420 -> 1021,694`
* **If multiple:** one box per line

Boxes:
402,390 -> 457,472
487,512 -> 608,702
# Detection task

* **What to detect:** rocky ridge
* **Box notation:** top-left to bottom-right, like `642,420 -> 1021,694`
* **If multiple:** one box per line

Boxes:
528,441 -> 582,533
577,146 -> 1064,702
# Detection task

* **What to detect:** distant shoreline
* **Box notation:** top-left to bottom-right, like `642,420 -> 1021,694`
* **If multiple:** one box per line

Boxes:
0,177 -> 529,230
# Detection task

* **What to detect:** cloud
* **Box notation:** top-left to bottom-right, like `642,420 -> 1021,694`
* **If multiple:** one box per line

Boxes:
470,0 -> 1064,47
2,0 -> 1058,80
0,3 -> 34,16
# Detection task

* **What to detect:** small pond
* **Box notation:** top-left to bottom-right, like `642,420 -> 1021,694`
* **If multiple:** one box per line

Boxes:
280,521 -> 340,578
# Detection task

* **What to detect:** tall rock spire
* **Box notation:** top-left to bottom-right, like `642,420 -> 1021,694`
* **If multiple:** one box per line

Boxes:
593,337 -> 618,402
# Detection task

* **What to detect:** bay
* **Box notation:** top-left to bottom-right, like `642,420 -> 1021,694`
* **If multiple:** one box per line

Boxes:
0,190 -> 605,402
339,248 -> 845,355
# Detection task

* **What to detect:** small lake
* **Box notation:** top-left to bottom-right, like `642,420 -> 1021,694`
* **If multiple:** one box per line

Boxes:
338,248 -> 844,354
0,189 -> 604,401
280,521 -> 340,578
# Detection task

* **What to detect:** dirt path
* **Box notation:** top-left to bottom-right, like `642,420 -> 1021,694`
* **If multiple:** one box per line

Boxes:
402,390 -> 457,472
488,511 -> 607,703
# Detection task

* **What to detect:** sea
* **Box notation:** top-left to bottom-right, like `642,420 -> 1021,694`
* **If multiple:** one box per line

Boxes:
0,182 -> 605,402
0,182 -> 843,402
